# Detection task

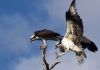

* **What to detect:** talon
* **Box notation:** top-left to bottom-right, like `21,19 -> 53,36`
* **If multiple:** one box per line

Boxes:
55,45 -> 59,49
55,43 -> 62,49
55,52 -> 60,59
40,44 -> 47,50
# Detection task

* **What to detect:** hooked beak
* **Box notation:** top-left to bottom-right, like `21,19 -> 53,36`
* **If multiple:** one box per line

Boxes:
30,38 -> 35,42
30,35 -> 35,42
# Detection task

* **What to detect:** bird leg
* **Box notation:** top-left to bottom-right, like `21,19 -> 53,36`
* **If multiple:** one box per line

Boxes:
55,41 -> 62,49
40,41 -> 61,70
43,39 -> 47,46
41,39 -> 47,48
55,43 -> 66,58
55,43 -> 60,49
55,51 -> 65,59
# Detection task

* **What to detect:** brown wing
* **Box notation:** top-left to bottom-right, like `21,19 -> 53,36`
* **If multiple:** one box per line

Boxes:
68,16 -> 83,44
34,29 -> 61,38
65,0 -> 83,44
81,36 -> 98,52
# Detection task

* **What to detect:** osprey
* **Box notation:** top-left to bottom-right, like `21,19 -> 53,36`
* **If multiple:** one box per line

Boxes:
56,0 -> 98,64
31,29 -> 63,47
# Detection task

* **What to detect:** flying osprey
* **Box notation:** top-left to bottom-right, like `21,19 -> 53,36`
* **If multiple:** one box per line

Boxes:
56,0 -> 98,64
31,29 -> 63,47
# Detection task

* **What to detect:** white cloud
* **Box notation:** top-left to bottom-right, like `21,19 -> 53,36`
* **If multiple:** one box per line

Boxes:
45,0 -> 100,22
14,47 -> 100,70
14,57 -> 42,70
45,0 -> 69,21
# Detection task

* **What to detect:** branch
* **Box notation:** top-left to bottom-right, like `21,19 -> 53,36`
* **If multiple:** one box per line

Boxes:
40,45 -> 61,70
49,62 -> 61,70
40,45 -> 49,70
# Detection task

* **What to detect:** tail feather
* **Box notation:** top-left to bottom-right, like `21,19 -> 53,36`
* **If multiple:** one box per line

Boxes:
81,36 -> 98,52
76,51 -> 86,64
76,52 -> 84,64
72,46 -> 86,64
80,46 -> 87,58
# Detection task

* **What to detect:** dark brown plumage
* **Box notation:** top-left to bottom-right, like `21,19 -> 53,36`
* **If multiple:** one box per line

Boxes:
81,36 -> 98,52
65,0 -> 83,44
31,29 -> 63,47
34,29 -> 61,39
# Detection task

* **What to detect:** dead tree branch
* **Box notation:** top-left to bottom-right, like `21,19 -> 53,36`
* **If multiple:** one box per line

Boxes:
40,45 -> 49,70
49,62 -> 61,70
40,45 -> 61,70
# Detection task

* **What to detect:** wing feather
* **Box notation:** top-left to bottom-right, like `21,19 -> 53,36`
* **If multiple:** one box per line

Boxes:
65,0 -> 83,44
81,36 -> 98,52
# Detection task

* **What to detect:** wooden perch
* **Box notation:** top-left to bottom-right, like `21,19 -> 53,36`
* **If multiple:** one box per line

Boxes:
40,45 -> 61,70
49,62 -> 61,70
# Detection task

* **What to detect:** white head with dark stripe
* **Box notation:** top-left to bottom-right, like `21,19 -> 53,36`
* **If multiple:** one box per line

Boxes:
30,34 -> 41,41
30,31 -> 47,46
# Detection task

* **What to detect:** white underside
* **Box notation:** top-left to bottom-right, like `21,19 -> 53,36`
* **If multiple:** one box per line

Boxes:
61,37 -> 75,51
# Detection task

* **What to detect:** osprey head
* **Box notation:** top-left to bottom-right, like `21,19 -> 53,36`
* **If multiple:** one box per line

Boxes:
30,34 -> 40,42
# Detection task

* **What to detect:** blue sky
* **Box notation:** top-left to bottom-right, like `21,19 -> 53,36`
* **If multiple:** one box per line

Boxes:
0,0 -> 100,70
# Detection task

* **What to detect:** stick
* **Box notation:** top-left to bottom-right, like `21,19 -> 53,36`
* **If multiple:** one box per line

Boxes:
40,45 -> 61,70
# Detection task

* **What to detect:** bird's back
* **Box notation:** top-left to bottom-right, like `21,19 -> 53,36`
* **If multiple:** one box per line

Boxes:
34,29 -> 61,39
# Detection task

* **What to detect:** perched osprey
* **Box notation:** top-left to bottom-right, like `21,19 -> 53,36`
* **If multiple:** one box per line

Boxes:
31,29 -> 63,47
56,0 -> 98,64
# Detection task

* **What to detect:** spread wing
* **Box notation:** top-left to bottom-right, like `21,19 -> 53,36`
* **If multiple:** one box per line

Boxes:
34,29 -> 61,38
81,36 -> 98,52
65,0 -> 83,44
